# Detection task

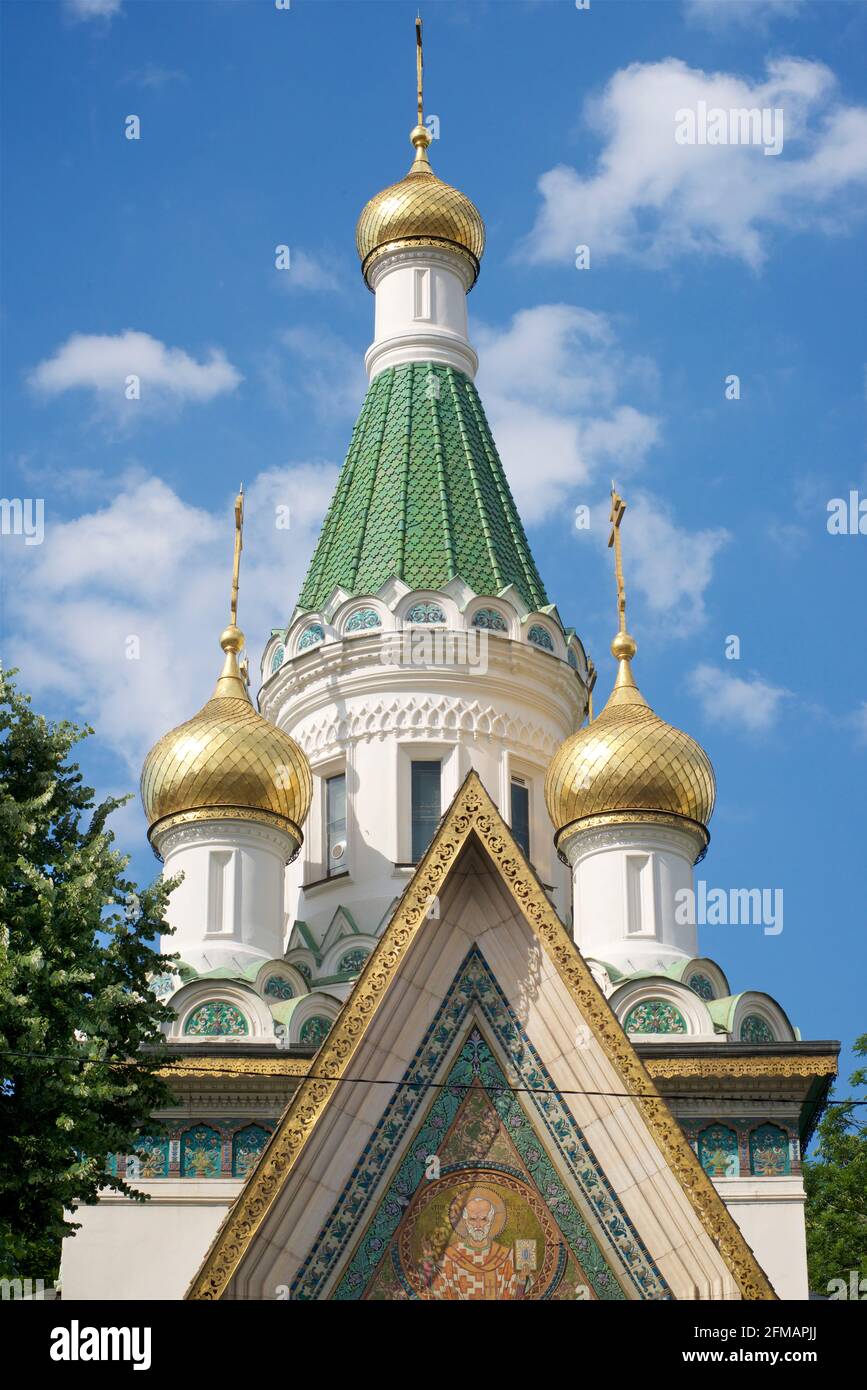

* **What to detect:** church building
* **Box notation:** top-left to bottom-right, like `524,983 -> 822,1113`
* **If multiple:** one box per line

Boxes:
61,23 -> 836,1303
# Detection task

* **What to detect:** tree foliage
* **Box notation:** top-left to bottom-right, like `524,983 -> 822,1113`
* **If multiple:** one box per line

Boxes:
804,1032 -> 867,1295
0,670 -> 177,1280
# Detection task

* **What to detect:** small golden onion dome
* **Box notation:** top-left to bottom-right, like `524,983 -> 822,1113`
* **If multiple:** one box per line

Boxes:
545,633 -> 716,854
141,624 -> 312,853
356,125 -> 486,290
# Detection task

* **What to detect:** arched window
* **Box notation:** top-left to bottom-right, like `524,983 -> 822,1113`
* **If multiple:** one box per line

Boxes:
406,602 -> 446,625
184,1001 -> 249,1037
624,1000 -> 687,1035
180,1125 -> 222,1178
263,974 -> 294,1001
300,1015 -> 332,1047
298,623 -> 325,651
740,1014 -> 774,1043
749,1123 -> 791,1176
472,607 -> 508,632
338,949 -> 369,974
697,1124 -> 739,1178
345,607 -> 381,633
232,1124 -> 272,1178
687,972 -> 714,1001
527,624 -> 554,651
270,644 -> 285,673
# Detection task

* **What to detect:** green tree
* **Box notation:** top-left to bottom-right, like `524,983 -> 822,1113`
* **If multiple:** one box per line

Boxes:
804,1032 -> 867,1295
0,670 -> 177,1281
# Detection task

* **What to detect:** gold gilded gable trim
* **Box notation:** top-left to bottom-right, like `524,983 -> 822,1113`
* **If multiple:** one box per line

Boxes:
644,1055 -> 838,1080
186,773 -> 775,1301
157,1057 -> 310,1079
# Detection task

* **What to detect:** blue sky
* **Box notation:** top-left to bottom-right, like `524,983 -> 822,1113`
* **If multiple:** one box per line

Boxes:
1,0 -> 865,1097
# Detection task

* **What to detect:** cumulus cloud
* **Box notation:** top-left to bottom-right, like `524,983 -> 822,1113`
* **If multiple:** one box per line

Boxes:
522,57 -> 867,270
688,663 -> 791,733
3,466 -> 338,775
64,0 -> 122,19
278,250 -> 343,294
620,494 -> 730,636
28,331 -> 241,421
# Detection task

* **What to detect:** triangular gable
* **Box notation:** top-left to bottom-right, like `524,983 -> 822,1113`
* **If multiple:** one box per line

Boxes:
187,773 -> 774,1301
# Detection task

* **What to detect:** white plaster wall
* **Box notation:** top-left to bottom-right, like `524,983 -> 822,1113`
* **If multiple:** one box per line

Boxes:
155,820 -> 295,971
61,1182 -> 242,1301
565,822 -> 703,971
366,249 -> 477,381
717,1177 -> 809,1300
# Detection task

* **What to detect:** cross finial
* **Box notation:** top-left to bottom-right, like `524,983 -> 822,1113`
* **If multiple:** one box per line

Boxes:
607,482 -> 637,665
416,15 -> 424,128
230,483 -> 244,627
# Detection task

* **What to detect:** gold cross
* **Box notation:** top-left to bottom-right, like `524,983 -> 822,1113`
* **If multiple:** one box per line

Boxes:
230,483 -> 244,627
607,482 -> 628,635
416,15 -> 424,127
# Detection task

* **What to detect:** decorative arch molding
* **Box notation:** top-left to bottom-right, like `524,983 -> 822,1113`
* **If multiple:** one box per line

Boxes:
320,933 -> 379,978
610,979 -> 714,1040
290,694 -> 561,759
283,952 -> 316,986
287,991 -> 343,1047
168,981 -> 275,1043
679,957 -> 730,1003
731,993 -> 796,1045
253,961 -> 310,1002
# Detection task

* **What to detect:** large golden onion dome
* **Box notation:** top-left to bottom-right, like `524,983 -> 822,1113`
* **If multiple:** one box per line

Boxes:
545,630 -> 716,856
141,487 -> 312,855
356,126 -> 485,290
141,624 -> 312,851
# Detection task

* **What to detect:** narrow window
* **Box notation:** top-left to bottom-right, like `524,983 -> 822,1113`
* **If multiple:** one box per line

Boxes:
207,850 -> 232,934
510,778 -> 530,859
413,266 -> 431,320
626,853 -> 651,935
411,760 -> 441,862
326,773 -> 347,875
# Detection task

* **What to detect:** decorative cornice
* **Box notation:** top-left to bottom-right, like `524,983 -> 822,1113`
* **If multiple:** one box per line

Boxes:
185,773 -> 775,1302
157,1057 -> 310,1078
151,806 -> 302,861
644,1055 -> 838,1080
556,809 -> 709,866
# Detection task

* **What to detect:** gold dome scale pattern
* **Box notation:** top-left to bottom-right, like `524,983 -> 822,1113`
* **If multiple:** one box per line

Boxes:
356,128 -> 486,289
141,625 -> 312,851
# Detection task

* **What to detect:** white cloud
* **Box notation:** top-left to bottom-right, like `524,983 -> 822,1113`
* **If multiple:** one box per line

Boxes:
64,0 -> 122,19
683,0 -> 804,31
123,64 -> 187,90
522,57 -> 867,270
278,250 -> 343,294
688,663 -> 790,733
28,331 -> 241,419
851,701 -> 867,747
621,494 -> 730,636
476,305 -> 660,522
3,466 -> 337,776
275,326 -> 367,420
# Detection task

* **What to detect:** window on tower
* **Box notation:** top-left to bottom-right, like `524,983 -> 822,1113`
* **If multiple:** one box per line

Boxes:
411,760 -> 441,862
326,772 -> 347,876
510,777 -> 530,859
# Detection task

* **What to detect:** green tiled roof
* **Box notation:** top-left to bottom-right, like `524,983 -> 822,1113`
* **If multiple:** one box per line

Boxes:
298,362 -> 549,613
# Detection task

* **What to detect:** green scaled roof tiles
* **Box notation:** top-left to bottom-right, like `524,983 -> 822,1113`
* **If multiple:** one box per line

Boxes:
297,362 -> 549,613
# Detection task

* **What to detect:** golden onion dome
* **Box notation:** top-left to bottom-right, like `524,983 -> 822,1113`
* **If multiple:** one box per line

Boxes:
545,629 -> 716,856
141,623 -> 312,853
356,125 -> 486,289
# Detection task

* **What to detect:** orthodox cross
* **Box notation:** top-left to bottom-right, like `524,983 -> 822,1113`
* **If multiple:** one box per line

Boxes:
230,484 -> 244,628
416,15 -> 424,127
607,483 -> 628,636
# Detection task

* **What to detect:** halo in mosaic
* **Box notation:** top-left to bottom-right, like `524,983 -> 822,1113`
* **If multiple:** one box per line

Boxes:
406,602 -> 446,625
183,1001 -> 249,1037
232,1124 -> 273,1179
749,1123 -> 791,1177
527,624 -> 554,651
270,644 -> 285,673
300,1015 -> 333,1047
181,1125 -> 221,1179
264,974 -> 294,1001
472,607 -> 508,632
127,1135 -> 169,1179
291,947 -> 670,1302
345,607 -> 382,633
623,1000 -> 687,1035
697,1124 -> 739,1179
686,973 -> 714,1001
298,623 -> 325,651
338,949 -> 369,974
740,1014 -> 774,1044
